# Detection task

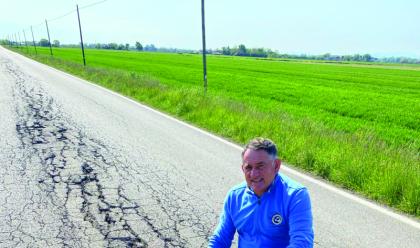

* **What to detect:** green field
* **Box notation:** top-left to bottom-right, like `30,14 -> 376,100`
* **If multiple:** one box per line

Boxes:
8,46 -> 420,216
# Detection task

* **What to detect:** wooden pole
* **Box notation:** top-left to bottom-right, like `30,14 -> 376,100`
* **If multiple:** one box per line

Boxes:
201,0 -> 208,94
45,19 -> 53,55
76,5 -> 86,66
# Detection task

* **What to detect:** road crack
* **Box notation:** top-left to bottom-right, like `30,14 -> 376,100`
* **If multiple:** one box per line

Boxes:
1,58 -> 215,247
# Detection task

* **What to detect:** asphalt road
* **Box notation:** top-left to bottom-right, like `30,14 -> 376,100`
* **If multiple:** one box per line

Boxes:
0,46 -> 419,247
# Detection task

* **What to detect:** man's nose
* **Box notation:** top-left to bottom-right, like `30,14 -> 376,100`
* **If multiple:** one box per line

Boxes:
250,168 -> 260,177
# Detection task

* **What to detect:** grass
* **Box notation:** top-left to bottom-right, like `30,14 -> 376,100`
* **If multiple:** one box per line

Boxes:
8,45 -> 420,217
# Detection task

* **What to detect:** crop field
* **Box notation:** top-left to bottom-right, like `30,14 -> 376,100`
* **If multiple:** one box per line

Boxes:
9,46 -> 420,216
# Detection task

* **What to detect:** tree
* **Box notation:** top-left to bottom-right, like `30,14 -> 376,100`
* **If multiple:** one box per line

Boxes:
249,48 -> 267,58
125,43 -> 130,50
222,46 -> 231,55
52,40 -> 60,47
322,53 -> 331,60
108,43 -> 118,50
144,44 -> 157,51
135,41 -> 143,51
39,38 -> 50,47
236,44 -> 247,56
341,55 -> 352,61
353,54 -> 361,61
362,54 -> 372,62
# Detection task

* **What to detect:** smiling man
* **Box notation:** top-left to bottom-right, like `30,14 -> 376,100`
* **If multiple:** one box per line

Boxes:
209,137 -> 314,248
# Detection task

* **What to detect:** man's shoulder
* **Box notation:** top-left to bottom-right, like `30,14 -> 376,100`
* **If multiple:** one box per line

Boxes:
228,182 -> 248,195
276,173 -> 311,209
223,182 -> 248,209
277,173 -> 307,193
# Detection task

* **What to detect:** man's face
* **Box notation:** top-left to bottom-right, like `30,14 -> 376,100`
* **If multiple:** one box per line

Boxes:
242,149 -> 280,197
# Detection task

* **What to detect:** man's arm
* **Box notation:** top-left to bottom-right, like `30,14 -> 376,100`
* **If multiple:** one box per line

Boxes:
287,188 -> 314,248
208,193 -> 236,248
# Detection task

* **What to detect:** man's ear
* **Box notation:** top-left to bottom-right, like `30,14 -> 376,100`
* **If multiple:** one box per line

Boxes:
275,159 -> 281,172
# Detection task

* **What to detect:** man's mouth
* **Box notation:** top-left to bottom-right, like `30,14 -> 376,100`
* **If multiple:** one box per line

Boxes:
251,178 -> 263,184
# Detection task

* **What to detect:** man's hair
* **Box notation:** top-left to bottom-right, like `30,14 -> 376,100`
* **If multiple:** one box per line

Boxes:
242,137 -> 278,159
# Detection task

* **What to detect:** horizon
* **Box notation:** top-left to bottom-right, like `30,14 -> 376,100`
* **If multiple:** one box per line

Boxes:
22,41 -> 420,60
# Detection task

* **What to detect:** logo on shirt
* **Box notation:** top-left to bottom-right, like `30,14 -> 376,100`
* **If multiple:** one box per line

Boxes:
272,213 -> 282,225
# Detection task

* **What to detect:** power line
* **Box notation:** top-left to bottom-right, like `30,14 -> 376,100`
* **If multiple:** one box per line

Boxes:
79,0 -> 109,10
6,0 -> 109,38
32,22 -> 45,28
48,9 -> 76,22
45,0 -> 109,24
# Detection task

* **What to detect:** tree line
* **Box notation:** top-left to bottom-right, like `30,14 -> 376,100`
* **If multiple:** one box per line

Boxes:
59,41 -> 161,52
1,39 -> 418,64
1,38 -> 61,47
214,44 -> 420,64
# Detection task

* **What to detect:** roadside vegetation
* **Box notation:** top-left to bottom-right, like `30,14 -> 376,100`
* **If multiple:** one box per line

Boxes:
7,46 -> 420,217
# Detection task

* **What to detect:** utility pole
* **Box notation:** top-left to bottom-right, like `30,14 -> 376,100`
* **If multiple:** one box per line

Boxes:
76,4 -> 86,66
45,19 -> 53,55
23,30 -> 29,52
201,0 -> 208,94
30,26 -> 37,55
17,32 -> 22,48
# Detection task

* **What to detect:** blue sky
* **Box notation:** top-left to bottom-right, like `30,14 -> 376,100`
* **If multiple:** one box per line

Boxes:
1,0 -> 419,58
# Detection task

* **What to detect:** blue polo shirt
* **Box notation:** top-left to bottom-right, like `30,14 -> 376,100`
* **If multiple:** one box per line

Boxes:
209,173 -> 314,248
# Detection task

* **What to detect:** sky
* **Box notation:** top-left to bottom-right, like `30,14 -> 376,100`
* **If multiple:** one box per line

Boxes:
1,0 -> 419,58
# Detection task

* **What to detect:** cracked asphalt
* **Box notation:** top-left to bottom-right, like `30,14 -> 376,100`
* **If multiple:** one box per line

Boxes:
0,51 -> 231,247
1,46 -> 419,248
